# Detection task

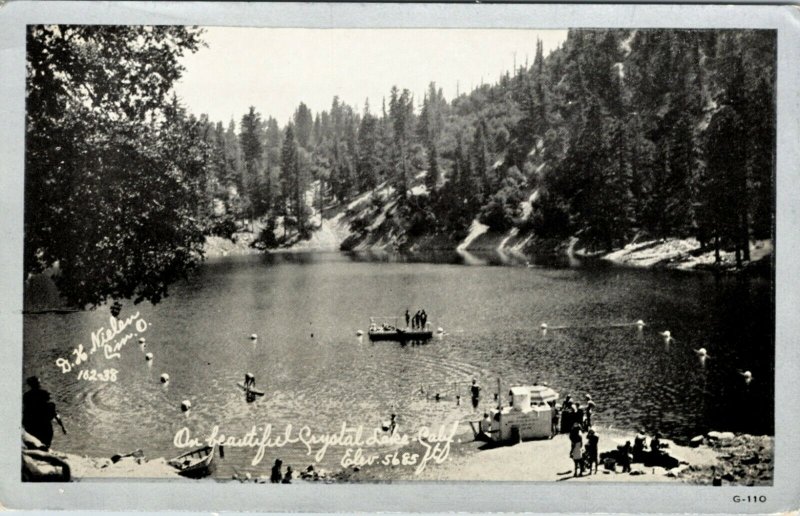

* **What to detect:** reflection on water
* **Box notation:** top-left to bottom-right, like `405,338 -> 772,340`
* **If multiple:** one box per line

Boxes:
23,252 -> 773,479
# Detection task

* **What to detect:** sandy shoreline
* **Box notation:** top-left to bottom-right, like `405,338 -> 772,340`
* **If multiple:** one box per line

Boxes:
35,424 -> 771,485
333,425 -> 773,485
417,427 -> 713,483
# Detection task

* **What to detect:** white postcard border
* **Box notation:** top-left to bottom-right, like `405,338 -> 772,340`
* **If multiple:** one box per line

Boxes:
0,2 -> 798,513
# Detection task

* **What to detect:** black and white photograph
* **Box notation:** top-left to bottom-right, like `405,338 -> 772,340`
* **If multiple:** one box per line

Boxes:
3,3 -> 797,512
18,22 -> 777,486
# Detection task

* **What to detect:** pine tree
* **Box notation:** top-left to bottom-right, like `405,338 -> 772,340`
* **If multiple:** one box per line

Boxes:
280,124 -> 300,233
294,102 -> 314,149
426,142 -> 440,192
239,106 -> 266,223
357,100 -> 380,192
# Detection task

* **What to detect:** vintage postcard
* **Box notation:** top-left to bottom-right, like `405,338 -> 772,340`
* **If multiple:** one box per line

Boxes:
1,1 -> 798,513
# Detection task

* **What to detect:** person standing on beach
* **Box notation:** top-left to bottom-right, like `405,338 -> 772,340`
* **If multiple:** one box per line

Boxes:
550,403 -> 560,437
561,401 -> 575,433
585,428 -> 599,474
585,395 -> 595,429
22,376 -> 66,450
633,431 -> 647,463
649,432 -> 665,466
569,424 -> 584,477
619,441 -> 632,472
470,379 -> 481,409
270,458 -> 283,483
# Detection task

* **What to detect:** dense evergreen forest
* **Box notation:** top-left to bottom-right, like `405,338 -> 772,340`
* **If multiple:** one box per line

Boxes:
26,27 -> 775,310
202,29 -> 774,258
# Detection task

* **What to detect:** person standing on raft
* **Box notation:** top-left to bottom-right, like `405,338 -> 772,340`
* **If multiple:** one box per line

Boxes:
244,373 -> 256,390
22,376 -> 66,450
243,373 -> 258,401
405,309 -> 410,329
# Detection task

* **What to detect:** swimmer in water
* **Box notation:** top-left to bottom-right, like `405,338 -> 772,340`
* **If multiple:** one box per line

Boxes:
739,370 -> 753,385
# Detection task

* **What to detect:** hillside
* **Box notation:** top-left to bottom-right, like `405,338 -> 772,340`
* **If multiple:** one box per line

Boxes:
219,175 -> 773,274
199,29 -> 774,274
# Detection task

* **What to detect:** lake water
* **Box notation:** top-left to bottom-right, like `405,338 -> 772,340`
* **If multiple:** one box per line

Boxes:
23,252 -> 774,479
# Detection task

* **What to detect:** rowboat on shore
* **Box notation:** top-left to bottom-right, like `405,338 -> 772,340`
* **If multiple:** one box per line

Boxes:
368,317 -> 433,342
168,445 -> 216,479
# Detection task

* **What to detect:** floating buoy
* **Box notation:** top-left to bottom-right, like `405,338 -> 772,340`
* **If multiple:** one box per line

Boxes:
139,337 -> 146,344
181,400 -> 192,412
160,373 -> 169,384
356,330 -> 364,337
437,327 -> 444,334
145,352 -> 153,361
250,334 -> 258,340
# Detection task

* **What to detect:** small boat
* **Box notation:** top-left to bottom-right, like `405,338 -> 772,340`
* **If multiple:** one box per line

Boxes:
168,445 -> 216,479
368,316 -> 433,342
236,382 -> 265,397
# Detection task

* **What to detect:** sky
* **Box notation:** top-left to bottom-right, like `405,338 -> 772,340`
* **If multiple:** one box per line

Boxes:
173,27 -> 568,126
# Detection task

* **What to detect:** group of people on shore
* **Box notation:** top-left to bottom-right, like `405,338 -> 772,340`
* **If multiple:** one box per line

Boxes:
601,430 -> 673,471
270,458 -> 293,483
550,394 -> 595,436
552,393 -> 600,477
404,308 -> 428,330
264,459 -> 328,484
568,423 -> 600,476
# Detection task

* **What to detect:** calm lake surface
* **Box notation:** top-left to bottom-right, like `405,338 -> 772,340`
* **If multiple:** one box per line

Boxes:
24,252 -> 774,479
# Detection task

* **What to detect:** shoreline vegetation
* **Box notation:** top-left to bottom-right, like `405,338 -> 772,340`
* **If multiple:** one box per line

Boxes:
40,426 -> 772,484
